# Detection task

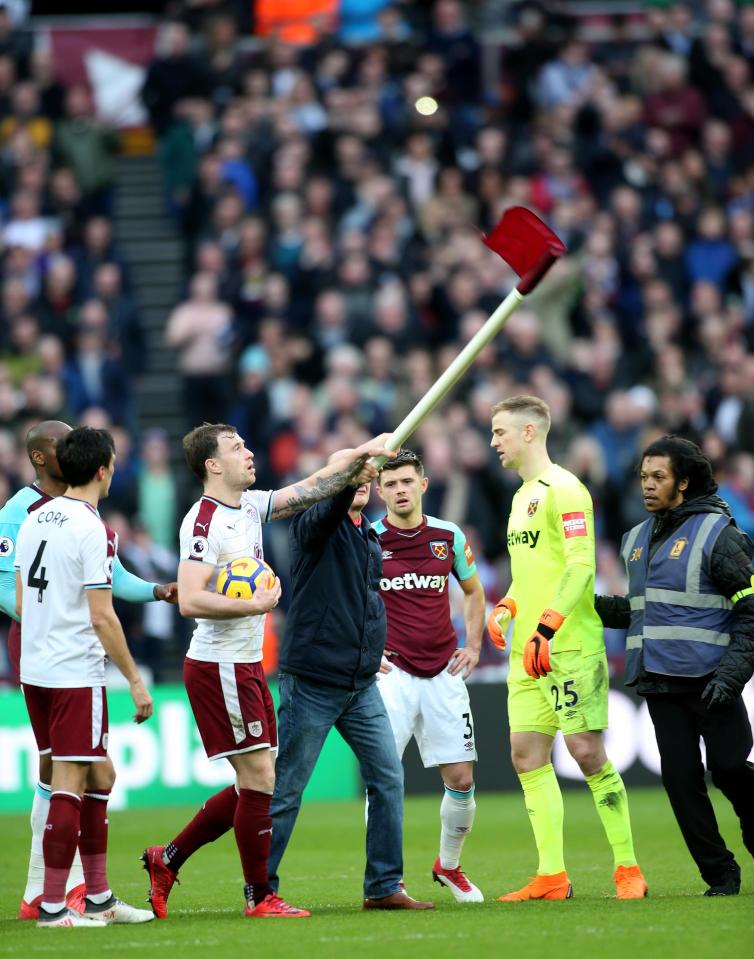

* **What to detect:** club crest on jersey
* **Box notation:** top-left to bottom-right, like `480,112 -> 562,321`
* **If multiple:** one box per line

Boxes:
248,721 -> 263,737
0,536 -> 13,555
429,540 -> 448,560
527,498 -> 539,517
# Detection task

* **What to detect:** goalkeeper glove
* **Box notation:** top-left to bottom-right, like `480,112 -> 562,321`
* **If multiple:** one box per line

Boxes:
523,609 -> 565,679
487,597 -> 516,650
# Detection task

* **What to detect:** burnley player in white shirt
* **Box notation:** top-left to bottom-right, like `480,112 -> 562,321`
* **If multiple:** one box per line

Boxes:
5,420 -> 178,922
142,422 -> 393,919
374,450 -> 486,902
15,427 -> 154,928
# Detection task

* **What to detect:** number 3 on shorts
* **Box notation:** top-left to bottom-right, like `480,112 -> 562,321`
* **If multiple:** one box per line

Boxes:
550,679 -> 579,713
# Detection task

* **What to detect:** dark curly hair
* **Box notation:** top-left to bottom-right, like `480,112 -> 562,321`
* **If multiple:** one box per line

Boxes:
640,435 -> 717,500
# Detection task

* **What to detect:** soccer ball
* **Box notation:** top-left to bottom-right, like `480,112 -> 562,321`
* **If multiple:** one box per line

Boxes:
217,557 -> 276,599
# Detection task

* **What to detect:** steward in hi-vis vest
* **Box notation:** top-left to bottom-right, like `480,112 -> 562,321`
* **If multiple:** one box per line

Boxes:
596,436 -> 754,897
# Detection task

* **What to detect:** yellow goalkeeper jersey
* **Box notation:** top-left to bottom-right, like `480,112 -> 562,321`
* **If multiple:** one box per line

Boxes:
507,462 -> 603,656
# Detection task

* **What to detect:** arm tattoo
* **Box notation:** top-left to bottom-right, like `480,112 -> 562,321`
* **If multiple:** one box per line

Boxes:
270,456 -> 369,520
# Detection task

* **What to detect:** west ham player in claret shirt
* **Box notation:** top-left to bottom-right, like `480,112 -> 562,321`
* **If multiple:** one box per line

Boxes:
141,423 -> 393,919
373,449 -> 486,902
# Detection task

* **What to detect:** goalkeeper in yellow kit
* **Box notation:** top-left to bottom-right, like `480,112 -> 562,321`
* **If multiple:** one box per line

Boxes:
488,395 -> 647,901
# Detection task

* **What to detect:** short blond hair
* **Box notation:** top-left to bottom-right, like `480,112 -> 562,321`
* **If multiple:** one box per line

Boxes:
490,395 -> 551,433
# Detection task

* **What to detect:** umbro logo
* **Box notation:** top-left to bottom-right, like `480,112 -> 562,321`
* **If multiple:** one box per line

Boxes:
381,550 -> 393,560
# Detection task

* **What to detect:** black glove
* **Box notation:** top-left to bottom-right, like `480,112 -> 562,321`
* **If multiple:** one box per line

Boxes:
701,676 -> 737,711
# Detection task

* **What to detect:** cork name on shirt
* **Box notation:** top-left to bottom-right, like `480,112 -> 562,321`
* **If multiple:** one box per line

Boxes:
507,528 -> 540,549
35,510 -> 70,528
380,572 -> 449,592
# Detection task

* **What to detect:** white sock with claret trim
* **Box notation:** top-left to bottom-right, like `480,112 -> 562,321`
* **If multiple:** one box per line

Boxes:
439,785 -> 476,870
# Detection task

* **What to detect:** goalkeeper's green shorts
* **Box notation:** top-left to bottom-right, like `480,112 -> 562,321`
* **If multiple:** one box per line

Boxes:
507,649 -> 609,737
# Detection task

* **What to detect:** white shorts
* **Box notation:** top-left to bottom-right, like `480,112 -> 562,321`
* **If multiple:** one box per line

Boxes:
376,664 -> 477,767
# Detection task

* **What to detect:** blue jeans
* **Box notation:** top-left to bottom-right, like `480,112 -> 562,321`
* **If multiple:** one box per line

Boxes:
269,672 -> 404,899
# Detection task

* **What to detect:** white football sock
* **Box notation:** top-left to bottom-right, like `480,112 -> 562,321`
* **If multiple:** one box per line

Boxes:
85,889 -> 112,905
23,782 -> 50,902
439,785 -> 476,870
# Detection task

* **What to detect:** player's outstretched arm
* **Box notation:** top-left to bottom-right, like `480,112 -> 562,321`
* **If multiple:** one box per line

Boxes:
111,555 -> 178,604
86,588 -> 153,723
177,559 -> 280,619
268,434 -> 396,521
449,573 -> 485,678
594,593 -> 631,627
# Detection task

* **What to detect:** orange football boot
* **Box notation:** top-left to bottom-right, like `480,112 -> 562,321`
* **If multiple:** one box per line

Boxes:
498,871 -> 573,901
614,865 -> 648,899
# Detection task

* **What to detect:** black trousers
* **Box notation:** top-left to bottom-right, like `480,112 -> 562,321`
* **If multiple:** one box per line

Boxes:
646,693 -> 754,885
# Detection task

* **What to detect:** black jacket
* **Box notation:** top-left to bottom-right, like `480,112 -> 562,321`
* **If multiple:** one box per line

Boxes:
279,486 -> 386,690
596,493 -> 754,695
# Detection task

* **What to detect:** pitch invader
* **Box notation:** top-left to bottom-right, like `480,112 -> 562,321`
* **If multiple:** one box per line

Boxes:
141,423 -> 393,919
374,449 -> 486,902
488,395 -> 647,900
0,420 -> 177,921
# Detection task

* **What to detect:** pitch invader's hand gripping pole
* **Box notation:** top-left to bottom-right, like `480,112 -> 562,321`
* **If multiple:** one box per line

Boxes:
371,207 -> 567,468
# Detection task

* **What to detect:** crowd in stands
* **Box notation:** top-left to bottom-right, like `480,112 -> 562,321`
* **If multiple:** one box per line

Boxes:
3,0 -> 754,678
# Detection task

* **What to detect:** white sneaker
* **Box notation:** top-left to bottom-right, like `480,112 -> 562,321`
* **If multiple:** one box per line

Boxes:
38,906 -> 107,928
85,895 -> 155,924
432,858 -> 484,902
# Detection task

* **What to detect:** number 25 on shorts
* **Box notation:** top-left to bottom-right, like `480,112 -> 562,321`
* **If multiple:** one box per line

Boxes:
550,679 -> 579,713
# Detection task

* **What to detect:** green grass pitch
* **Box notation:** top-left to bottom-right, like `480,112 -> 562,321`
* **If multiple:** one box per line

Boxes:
0,787 -> 752,959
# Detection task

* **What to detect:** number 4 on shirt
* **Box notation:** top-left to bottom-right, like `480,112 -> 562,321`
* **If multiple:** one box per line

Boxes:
28,539 -> 49,602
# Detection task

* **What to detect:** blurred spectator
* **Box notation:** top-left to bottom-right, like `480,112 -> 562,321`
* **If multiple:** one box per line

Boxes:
718,452 -> 754,539
165,271 -> 233,427
53,86 -> 119,213
142,21 -> 210,135
35,253 -> 78,347
137,428 -> 178,551
106,512 -> 178,677
74,215 -> 129,297
91,262 -> 144,374
339,0 -> 391,45
61,300 -> 133,427
3,189 -> 48,252
536,39 -> 598,111
643,53 -> 707,156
